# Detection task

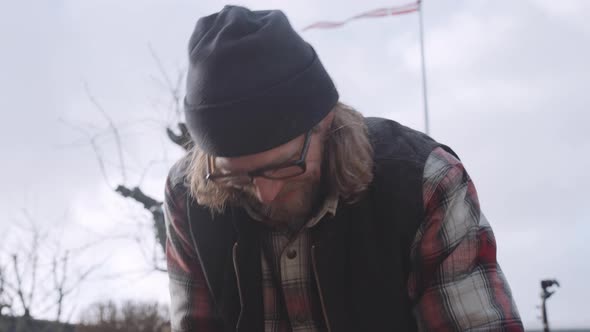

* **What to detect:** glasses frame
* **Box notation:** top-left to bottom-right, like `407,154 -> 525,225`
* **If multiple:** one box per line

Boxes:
205,130 -> 312,185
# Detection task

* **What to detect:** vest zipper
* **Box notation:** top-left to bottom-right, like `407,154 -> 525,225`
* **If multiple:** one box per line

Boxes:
232,242 -> 244,331
311,245 -> 332,332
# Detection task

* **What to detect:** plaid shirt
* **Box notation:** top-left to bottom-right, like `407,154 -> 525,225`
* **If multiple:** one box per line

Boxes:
165,147 -> 523,331
247,192 -> 338,332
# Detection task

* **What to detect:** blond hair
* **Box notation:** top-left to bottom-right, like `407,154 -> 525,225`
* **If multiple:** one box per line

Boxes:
185,102 -> 374,213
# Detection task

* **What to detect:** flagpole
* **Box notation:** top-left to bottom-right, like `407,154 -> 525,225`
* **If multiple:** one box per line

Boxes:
302,1 -> 428,133
417,0 -> 430,135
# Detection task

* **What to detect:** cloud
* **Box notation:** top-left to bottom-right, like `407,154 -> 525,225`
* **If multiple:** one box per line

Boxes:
2,0 -> 588,328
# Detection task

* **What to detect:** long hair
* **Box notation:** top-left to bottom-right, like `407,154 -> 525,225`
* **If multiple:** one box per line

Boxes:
185,102 -> 374,213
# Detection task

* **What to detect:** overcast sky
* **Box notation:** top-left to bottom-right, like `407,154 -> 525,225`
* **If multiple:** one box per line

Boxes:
1,0 -> 589,329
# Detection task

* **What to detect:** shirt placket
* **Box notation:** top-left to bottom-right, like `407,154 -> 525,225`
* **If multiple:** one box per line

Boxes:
278,231 -> 319,332
262,227 -> 325,332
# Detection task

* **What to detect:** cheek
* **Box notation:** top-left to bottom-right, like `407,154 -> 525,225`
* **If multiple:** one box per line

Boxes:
282,167 -> 321,195
304,141 -> 324,177
304,161 -> 323,180
288,164 -> 320,186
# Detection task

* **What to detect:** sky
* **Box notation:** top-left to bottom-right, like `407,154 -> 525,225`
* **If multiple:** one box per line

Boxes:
1,0 -> 589,329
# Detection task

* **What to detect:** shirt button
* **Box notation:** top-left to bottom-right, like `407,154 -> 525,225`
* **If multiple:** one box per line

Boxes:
286,248 -> 297,259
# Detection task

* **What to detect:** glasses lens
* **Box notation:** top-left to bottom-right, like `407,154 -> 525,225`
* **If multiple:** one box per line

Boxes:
262,165 -> 305,179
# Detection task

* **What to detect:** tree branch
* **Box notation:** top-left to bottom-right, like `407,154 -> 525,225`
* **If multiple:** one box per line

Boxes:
84,82 -> 128,183
11,255 -> 30,317
115,186 -> 161,210
166,122 -> 193,150
59,117 -> 115,188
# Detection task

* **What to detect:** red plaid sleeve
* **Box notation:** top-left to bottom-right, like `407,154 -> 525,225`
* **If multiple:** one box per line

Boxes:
409,147 -> 523,331
165,172 -> 223,332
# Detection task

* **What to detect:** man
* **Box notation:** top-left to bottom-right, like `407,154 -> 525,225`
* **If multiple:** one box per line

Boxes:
164,5 -> 523,332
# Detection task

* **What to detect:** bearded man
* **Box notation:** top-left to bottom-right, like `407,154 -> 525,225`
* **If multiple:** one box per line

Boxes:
164,5 -> 523,332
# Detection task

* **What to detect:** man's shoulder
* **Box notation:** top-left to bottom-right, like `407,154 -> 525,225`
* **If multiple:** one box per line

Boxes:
365,117 -> 439,166
364,117 -> 461,200
167,154 -> 191,190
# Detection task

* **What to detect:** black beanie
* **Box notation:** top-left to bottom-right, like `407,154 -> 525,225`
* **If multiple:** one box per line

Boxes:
184,5 -> 339,157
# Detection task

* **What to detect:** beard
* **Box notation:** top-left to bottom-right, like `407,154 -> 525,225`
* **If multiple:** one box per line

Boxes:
241,177 -> 322,227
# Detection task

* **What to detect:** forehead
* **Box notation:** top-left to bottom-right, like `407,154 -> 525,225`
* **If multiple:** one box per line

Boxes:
214,134 -> 302,171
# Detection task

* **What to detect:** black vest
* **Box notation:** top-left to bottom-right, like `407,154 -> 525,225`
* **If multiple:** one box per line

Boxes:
186,118 -> 454,331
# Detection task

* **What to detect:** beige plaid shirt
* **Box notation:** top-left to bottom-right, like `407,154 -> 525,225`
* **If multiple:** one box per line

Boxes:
245,193 -> 338,332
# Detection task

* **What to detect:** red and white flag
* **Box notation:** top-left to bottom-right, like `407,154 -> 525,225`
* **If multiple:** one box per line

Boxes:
302,1 -> 420,31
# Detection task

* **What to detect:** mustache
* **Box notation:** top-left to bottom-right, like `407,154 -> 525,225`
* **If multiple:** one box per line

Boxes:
240,181 -> 319,222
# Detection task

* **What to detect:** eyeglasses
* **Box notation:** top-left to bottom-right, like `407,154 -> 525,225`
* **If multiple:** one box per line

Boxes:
205,130 -> 312,187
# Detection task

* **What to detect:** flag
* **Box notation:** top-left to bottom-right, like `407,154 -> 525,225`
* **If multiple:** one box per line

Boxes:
302,1 -> 420,31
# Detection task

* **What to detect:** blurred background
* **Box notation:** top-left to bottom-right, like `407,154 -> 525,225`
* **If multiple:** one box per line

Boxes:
1,0 -> 588,330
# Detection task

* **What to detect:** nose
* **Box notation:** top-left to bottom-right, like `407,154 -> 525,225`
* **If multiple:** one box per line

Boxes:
252,177 -> 284,203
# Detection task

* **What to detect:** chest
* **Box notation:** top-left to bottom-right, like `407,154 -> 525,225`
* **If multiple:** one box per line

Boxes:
260,230 -> 325,332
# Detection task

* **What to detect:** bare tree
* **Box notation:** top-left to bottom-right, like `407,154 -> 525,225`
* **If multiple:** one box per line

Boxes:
114,186 -> 166,256
0,210 -> 104,322
111,48 -> 192,264
61,48 -> 192,274
77,299 -> 170,332
539,279 -> 560,332
0,263 -> 15,316
47,250 -> 103,322
7,213 -> 46,318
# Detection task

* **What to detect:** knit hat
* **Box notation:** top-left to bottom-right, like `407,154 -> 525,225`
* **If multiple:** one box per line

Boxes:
184,5 -> 339,157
